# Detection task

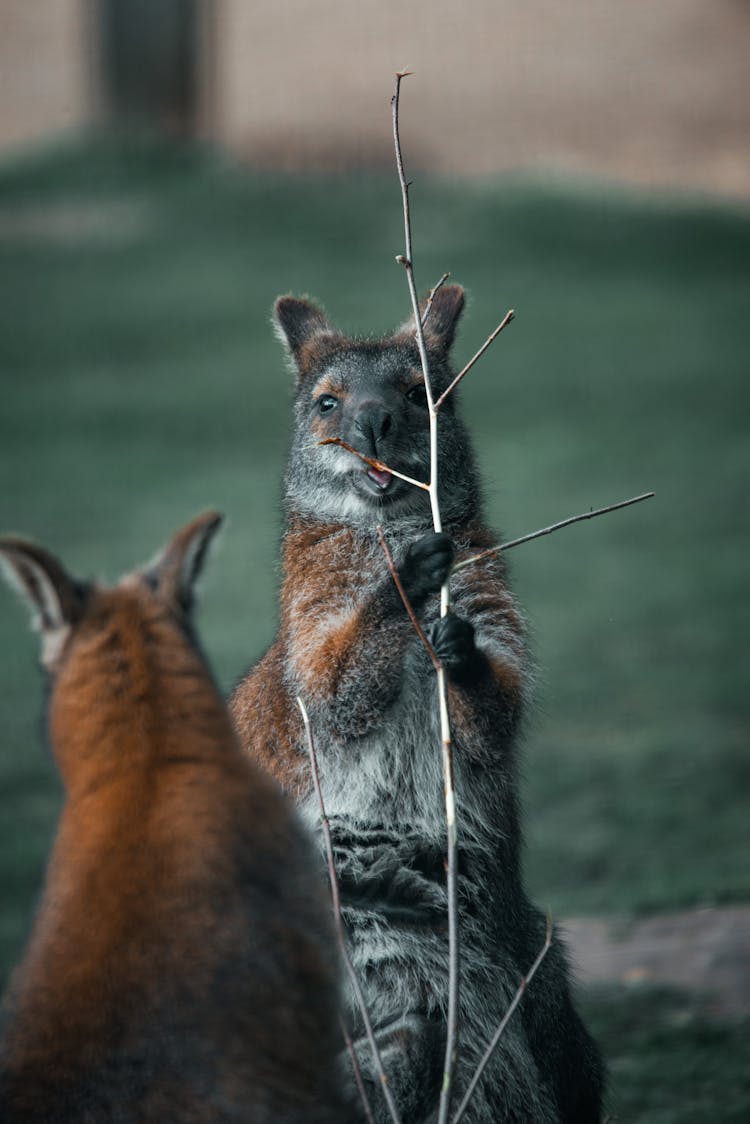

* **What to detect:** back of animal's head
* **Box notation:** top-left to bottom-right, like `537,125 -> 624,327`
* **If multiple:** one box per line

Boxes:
0,512 -> 224,787
274,285 -> 481,529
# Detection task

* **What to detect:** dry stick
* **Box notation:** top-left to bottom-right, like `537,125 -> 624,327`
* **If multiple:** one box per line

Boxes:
392,70 -> 459,1124
451,916 -> 553,1124
377,526 -> 442,672
297,697 -> 403,1124
340,1017 -> 377,1124
434,308 -> 515,411
452,492 -> 656,574
421,271 -> 451,328
318,437 -> 429,491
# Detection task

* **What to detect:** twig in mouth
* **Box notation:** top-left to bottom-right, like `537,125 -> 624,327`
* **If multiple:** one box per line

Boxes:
318,438 -> 430,492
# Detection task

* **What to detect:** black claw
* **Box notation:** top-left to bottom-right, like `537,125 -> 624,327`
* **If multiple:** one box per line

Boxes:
430,614 -> 476,672
398,533 -> 455,603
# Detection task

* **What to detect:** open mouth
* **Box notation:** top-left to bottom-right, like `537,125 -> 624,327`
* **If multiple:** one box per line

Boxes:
366,467 -> 393,491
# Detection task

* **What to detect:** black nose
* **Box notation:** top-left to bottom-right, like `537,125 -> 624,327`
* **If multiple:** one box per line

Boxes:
353,404 -> 393,455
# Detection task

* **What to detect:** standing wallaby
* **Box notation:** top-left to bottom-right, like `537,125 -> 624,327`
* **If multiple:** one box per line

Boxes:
231,288 -> 604,1123
0,513 -> 347,1124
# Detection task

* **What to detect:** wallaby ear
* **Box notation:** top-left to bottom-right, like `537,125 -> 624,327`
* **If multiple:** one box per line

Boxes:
273,295 -> 338,365
142,511 -> 224,614
397,283 -> 466,353
0,537 -> 85,667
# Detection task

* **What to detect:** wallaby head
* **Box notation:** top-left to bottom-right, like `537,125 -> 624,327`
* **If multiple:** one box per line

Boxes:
275,284 -> 482,529
0,512 -> 224,787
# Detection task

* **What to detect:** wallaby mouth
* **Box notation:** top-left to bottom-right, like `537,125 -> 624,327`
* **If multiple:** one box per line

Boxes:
367,467 -> 393,491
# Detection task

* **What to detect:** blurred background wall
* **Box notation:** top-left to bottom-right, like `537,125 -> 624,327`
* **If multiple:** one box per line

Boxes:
1,0 -> 748,197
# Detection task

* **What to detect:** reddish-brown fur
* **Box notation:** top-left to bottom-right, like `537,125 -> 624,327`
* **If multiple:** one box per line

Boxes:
231,515 -> 526,800
0,520 -> 346,1123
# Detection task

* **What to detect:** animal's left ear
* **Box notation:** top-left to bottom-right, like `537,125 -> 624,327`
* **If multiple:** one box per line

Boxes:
397,284 -> 465,353
142,511 -> 224,614
0,537 -> 85,667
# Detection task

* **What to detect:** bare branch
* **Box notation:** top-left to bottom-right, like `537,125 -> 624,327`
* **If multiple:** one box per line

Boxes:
392,73 -> 440,501
452,492 -> 656,574
318,438 -> 429,492
377,527 -> 442,672
340,1017 -> 377,1124
297,698 -> 403,1124
392,71 -> 459,1124
434,309 -> 515,410
421,272 -> 451,329
451,916 -> 553,1124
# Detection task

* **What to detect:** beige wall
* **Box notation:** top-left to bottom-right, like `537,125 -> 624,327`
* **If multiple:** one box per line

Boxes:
208,0 -> 750,197
0,0 -> 90,153
1,1 -> 748,198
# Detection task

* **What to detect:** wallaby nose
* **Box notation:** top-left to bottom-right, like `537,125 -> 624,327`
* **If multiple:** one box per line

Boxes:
353,403 -> 393,455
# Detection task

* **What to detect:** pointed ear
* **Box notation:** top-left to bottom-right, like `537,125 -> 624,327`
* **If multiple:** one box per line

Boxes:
273,296 -> 338,367
0,537 -> 85,666
397,284 -> 465,353
142,511 -> 224,614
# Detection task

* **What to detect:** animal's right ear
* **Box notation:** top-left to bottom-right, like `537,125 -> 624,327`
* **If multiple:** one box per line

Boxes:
273,296 -> 338,373
0,537 -> 85,668
141,511 -> 224,615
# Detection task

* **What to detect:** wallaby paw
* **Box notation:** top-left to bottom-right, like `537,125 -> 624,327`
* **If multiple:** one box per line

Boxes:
399,533 -> 455,602
430,613 -> 476,673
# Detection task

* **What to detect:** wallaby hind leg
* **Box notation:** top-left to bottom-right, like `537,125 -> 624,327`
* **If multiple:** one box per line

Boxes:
345,1013 -> 443,1124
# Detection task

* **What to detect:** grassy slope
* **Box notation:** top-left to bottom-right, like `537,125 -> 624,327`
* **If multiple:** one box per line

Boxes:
0,141 -> 748,1114
583,987 -> 750,1123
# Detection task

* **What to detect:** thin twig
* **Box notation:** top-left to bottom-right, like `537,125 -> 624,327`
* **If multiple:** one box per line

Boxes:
318,438 -> 430,492
421,272 -> 451,329
297,697 -> 403,1124
341,1017 -> 377,1124
451,916 -> 554,1124
392,73 -> 440,518
452,492 -> 656,574
377,526 -> 442,672
392,70 -> 459,1124
434,309 -> 515,410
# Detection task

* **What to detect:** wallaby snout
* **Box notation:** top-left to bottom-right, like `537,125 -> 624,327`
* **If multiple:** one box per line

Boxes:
352,400 -> 394,456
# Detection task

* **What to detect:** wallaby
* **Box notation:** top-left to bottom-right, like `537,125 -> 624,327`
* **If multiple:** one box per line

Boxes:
0,513 -> 347,1123
231,287 -> 604,1122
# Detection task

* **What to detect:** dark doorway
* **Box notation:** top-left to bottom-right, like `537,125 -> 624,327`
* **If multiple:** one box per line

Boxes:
97,0 -> 198,132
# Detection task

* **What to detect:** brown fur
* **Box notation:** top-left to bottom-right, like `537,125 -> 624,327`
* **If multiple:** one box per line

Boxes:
0,516 -> 347,1123
231,516 -> 526,799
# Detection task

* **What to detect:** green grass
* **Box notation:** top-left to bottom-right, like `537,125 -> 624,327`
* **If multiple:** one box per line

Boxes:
0,135 -> 748,982
583,986 -> 750,1122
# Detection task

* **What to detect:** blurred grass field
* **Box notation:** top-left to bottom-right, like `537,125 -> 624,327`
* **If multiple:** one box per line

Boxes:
0,138 -> 748,1120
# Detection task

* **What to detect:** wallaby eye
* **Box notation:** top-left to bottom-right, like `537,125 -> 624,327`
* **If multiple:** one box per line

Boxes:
318,394 -> 338,415
406,383 -> 428,408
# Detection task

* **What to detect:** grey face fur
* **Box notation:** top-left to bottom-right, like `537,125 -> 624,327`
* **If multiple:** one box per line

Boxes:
274,293 -> 482,531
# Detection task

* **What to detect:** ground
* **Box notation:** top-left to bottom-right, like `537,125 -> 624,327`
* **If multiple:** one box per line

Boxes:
567,906 -> 750,1020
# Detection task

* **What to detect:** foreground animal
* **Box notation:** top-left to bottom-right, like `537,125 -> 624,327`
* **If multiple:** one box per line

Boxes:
231,287 -> 604,1122
0,513 -> 347,1123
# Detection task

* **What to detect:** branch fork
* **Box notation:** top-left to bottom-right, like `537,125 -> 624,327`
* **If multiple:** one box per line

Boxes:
304,70 -> 653,1124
